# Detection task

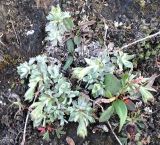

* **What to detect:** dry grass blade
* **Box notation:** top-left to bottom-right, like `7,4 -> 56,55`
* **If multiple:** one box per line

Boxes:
146,74 -> 158,88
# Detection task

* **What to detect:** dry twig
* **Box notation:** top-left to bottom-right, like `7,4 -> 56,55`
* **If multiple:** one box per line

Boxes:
120,31 -> 160,50
10,21 -> 21,46
20,90 -> 41,145
107,121 -> 123,145
20,111 -> 30,145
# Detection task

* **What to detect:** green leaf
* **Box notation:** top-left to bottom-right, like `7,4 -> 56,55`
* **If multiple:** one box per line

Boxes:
55,127 -> 65,138
42,131 -> 50,141
30,102 -> 45,127
117,52 -> 134,70
24,85 -> 36,101
84,58 -> 99,66
66,39 -> 74,53
119,137 -> 128,145
48,65 -> 60,79
45,6 -> 73,46
68,95 -> 95,138
63,18 -> 74,30
122,60 -> 133,69
113,99 -> 127,132
24,69 -> 42,102
92,83 -> 104,97
99,105 -> 114,122
77,119 -> 87,138
121,73 -> 129,87
63,56 -> 73,70
105,90 -> 114,98
17,62 -> 30,79
72,66 -> 93,80
74,35 -> 81,45
139,86 -> 154,103
104,74 -> 122,96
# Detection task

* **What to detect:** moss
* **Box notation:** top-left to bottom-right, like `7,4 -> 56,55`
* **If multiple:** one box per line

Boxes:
0,54 -> 20,70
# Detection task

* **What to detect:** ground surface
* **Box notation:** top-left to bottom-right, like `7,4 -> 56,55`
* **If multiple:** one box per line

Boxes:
0,0 -> 160,145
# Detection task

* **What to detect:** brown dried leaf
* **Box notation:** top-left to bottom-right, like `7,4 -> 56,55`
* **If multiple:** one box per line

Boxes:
94,97 -> 116,106
78,20 -> 96,27
79,20 -> 96,31
66,136 -> 75,145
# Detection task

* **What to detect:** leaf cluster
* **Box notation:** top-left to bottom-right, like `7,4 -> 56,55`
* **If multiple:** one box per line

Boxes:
17,55 -> 94,138
73,49 -> 156,131
45,5 -> 74,46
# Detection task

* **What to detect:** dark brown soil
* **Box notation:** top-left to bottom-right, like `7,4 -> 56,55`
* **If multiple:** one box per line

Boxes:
0,0 -> 160,145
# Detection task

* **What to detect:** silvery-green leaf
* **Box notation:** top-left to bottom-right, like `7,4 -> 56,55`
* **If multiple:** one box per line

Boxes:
24,68 -> 42,101
92,83 -> 105,97
68,96 -> 95,138
51,39 -> 58,46
33,118 -> 44,127
117,51 -> 134,70
24,84 -> 36,102
73,66 -> 93,80
58,23 -> 67,35
62,12 -> 70,19
139,86 -> 154,103
17,62 -> 30,79
77,119 -> 87,138
47,6 -> 61,21
143,86 -> 156,92
45,6 -> 73,45
45,22 -> 57,32
29,57 -> 36,65
122,60 -> 133,69
48,65 -> 60,79
85,58 -> 96,66
43,131 -> 50,141
31,102 -> 45,127
74,35 -> 81,45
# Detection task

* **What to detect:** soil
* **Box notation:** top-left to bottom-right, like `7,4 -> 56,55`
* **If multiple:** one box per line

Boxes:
0,0 -> 160,145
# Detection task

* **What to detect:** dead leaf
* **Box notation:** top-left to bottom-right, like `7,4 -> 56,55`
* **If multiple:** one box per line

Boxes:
79,20 -> 96,31
78,20 -> 96,27
66,136 -> 75,145
94,97 -> 116,106
146,74 -> 158,88
92,124 -> 109,133
124,99 -> 136,111
141,136 -> 151,145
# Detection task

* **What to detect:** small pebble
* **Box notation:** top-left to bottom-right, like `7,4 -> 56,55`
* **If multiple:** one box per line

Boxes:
26,30 -> 35,35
